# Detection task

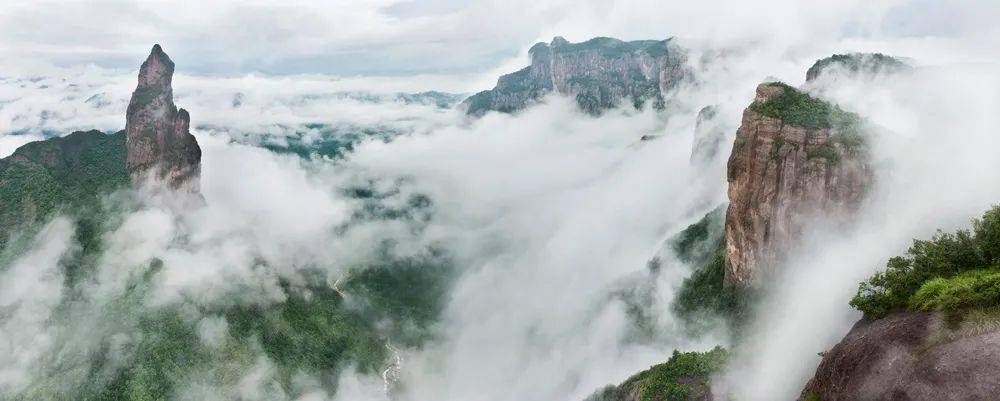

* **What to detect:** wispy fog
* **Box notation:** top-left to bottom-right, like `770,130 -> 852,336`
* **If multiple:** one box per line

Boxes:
2,1 -> 1000,400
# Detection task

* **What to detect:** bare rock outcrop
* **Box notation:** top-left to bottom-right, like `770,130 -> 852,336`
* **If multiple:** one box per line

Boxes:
462,36 -> 689,116
724,83 -> 871,287
800,311 -> 1000,400
125,44 -> 201,193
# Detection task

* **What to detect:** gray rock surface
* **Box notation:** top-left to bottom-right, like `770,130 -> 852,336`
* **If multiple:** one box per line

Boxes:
124,44 -> 201,193
801,311 -> 1000,401
462,36 -> 689,116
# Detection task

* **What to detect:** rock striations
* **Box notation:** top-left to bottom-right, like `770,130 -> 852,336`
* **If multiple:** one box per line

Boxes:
462,36 -> 689,116
800,311 -> 1000,401
124,44 -> 201,193
724,82 -> 872,287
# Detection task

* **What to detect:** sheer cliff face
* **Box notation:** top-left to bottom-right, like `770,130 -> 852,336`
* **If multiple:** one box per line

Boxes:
462,36 -> 689,116
724,83 -> 871,287
801,311 -> 1000,401
125,44 -> 201,193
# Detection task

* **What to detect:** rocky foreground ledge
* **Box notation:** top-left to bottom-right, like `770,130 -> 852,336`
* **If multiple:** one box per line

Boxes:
801,310 -> 1000,400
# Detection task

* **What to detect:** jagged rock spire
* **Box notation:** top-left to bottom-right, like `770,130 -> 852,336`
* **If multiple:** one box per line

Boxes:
125,44 -> 201,193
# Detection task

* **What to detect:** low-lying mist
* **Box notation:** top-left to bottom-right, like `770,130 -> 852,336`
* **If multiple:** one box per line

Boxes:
0,74 -> 735,400
721,61 -> 1000,400
3,2 -> 1000,399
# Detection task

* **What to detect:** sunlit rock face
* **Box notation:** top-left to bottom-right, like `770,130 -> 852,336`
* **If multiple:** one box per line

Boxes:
124,44 -> 201,193
462,36 -> 689,116
800,311 -> 1000,401
724,83 -> 871,287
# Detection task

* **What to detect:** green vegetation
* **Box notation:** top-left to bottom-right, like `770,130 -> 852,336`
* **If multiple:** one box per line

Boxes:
673,242 -> 751,329
750,82 -> 862,131
910,269 -> 1000,320
750,82 -> 867,161
19,279 -> 389,401
805,142 -> 840,162
619,346 -> 729,401
851,205 -> 1000,320
551,37 -> 670,59
129,86 -> 162,108
670,207 -> 725,264
807,53 -> 908,81
13,239 -> 452,401
802,392 -> 823,401
669,207 -> 753,334
0,129 -> 455,400
343,254 -> 454,345
465,36 -> 678,116
223,283 -> 388,383
463,91 -> 493,116
0,130 -> 129,246
585,347 -> 729,401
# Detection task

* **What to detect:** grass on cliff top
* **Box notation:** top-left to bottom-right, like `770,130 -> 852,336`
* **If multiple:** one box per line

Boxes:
750,82 -> 864,137
851,205 -> 1000,320
751,82 -> 867,163
911,269 -> 1000,322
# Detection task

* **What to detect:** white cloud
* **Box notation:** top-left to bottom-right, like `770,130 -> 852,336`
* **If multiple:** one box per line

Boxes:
2,1 -> 1000,400
5,0 -> 999,80
0,218 -> 76,394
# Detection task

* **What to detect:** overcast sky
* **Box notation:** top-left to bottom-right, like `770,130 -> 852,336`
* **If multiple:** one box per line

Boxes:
1,0 -> 998,79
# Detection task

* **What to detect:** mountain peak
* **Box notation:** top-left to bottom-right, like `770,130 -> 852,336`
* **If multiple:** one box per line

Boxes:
124,45 -> 201,193
136,44 -> 175,90
461,35 -> 688,116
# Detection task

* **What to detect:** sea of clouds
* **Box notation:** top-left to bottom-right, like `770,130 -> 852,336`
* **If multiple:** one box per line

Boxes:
2,1 -> 1000,400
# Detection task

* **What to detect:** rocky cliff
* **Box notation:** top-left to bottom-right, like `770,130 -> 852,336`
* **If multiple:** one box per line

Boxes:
800,311 -> 1000,401
801,205 -> 1000,400
724,82 -> 872,287
462,36 -> 689,116
0,45 -> 201,245
125,44 -> 201,192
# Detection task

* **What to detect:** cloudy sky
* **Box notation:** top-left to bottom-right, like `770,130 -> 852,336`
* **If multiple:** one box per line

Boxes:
2,0 -> 998,79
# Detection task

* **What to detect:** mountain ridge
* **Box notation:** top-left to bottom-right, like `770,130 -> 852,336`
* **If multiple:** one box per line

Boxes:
462,36 -> 689,116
